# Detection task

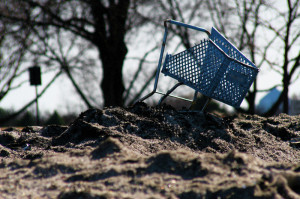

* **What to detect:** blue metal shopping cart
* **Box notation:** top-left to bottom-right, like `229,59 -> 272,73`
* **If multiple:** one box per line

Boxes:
137,20 -> 259,110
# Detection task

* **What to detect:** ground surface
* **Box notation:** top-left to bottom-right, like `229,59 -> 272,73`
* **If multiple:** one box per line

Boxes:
0,102 -> 300,199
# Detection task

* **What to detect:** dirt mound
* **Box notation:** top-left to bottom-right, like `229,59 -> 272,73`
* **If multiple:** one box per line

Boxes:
0,102 -> 299,198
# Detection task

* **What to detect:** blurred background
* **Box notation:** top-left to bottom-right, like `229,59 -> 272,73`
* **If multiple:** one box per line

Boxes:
0,0 -> 299,126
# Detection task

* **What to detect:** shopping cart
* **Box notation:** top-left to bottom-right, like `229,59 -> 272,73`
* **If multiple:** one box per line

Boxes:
137,20 -> 259,110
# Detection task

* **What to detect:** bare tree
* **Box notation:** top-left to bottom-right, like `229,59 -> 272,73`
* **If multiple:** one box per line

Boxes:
0,1 -> 31,101
0,0 -> 138,107
0,1 -> 97,122
28,26 -> 97,108
0,34 -> 28,101
261,0 -> 300,115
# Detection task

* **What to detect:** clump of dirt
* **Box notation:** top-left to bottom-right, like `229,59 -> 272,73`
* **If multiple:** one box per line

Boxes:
0,102 -> 299,198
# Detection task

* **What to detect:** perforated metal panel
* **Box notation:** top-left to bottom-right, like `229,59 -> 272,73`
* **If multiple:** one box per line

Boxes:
161,27 -> 259,107
210,27 -> 256,67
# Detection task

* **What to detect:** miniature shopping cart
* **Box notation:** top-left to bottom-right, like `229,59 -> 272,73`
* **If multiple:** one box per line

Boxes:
137,20 -> 259,110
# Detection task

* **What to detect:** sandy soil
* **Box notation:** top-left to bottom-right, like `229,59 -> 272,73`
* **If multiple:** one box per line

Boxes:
0,102 -> 300,199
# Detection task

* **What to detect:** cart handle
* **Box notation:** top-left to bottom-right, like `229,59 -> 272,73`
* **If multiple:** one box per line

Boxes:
165,19 -> 210,36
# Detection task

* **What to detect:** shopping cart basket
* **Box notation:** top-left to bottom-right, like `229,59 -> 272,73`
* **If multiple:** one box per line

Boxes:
137,20 -> 259,110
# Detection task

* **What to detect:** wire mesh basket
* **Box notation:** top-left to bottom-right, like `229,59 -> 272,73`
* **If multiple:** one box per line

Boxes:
136,20 -> 259,109
161,27 -> 259,107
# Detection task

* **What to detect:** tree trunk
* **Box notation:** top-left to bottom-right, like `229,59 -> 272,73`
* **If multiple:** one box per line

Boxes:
99,43 -> 127,107
246,91 -> 255,114
245,80 -> 257,114
89,0 -> 130,107
283,77 -> 289,114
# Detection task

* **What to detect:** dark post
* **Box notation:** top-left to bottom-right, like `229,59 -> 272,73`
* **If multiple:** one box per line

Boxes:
29,66 -> 42,125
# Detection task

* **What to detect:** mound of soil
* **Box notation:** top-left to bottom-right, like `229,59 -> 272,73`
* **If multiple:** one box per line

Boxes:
0,102 -> 300,198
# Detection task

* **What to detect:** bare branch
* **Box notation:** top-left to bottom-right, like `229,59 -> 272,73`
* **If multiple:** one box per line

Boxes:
124,45 -> 158,102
